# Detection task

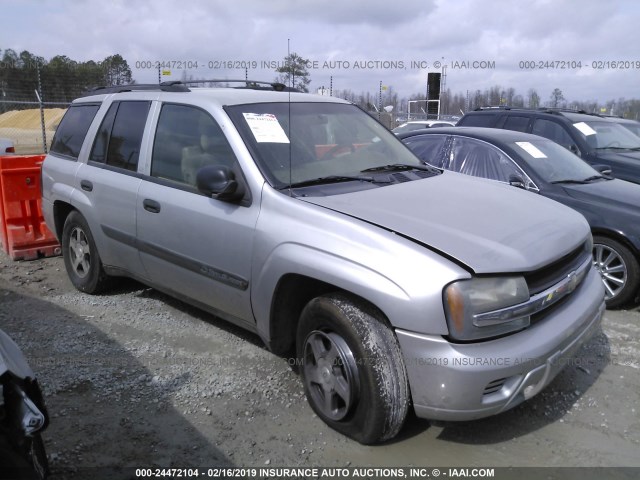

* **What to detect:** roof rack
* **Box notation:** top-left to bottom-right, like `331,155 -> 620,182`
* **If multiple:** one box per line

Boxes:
536,107 -> 603,117
80,79 -> 298,98
80,81 -> 190,96
183,79 -> 298,92
474,105 -> 514,110
473,105 -> 603,117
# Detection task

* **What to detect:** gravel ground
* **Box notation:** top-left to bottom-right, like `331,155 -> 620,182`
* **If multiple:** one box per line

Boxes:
0,250 -> 639,478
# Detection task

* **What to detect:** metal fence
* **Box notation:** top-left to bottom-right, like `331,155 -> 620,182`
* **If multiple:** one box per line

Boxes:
0,100 -> 70,154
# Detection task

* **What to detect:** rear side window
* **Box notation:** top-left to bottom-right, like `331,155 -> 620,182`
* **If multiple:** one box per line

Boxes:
50,104 -> 100,159
458,113 -> 497,127
502,115 -> 530,132
89,101 -> 150,171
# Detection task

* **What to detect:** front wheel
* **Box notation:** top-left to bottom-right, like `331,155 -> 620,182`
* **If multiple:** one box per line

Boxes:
61,211 -> 111,294
593,235 -> 640,308
296,293 -> 409,444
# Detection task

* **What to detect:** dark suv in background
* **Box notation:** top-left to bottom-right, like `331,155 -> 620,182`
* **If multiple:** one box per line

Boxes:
458,107 -> 640,184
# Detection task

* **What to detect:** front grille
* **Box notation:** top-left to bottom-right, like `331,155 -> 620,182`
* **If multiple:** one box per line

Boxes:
524,240 -> 591,295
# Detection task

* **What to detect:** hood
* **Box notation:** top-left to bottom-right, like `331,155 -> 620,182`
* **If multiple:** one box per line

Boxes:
302,172 -> 589,274
0,328 -> 35,380
596,149 -> 640,162
561,178 -> 640,215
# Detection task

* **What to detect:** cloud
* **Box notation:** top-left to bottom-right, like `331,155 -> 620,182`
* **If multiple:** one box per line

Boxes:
2,0 -> 639,102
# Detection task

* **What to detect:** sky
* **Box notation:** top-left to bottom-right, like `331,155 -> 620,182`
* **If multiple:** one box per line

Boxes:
2,0 -> 640,109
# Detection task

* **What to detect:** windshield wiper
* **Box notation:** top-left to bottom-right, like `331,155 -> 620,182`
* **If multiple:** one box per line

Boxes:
582,175 -> 608,182
281,175 -> 389,189
550,179 -> 588,185
360,163 -> 440,173
595,146 -> 639,150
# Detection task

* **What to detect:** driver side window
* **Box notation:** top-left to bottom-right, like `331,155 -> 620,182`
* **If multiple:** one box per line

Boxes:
151,104 -> 237,187
447,137 -> 522,183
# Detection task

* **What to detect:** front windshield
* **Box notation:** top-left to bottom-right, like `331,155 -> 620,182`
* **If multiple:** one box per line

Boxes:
512,138 -> 602,183
572,120 -> 640,149
226,102 -> 423,188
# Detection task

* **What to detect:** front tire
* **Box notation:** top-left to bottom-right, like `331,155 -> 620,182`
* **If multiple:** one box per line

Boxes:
296,293 -> 409,444
62,211 -> 111,294
593,235 -> 640,308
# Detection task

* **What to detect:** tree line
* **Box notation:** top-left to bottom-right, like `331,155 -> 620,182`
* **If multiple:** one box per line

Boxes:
0,48 -> 132,107
332,84 -> 640,120
2,48 -> 639,121
277,53 -> 640,120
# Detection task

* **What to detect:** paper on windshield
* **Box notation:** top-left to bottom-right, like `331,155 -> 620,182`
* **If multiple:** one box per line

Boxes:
243,113 -> 290,143
515,142 -> 547,158
573,122 -> 597,136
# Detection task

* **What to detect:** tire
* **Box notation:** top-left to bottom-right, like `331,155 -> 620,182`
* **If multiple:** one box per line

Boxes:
296,293 -> 409,444
0,433 -> 47,480
62,211 -> 111,294
593,235 -> 640,309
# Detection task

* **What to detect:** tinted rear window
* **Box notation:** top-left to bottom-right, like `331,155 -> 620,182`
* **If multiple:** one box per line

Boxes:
502,115 -> 530,132
50,104 -> 100,159
458,113 -> 497,127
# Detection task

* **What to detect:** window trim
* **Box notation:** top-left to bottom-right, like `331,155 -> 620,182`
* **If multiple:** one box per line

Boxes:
145,101 -> 253,206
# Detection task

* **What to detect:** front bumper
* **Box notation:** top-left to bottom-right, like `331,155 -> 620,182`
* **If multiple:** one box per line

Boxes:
397,266 -> 605,421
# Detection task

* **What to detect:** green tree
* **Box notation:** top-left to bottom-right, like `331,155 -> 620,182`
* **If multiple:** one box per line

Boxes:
528,89 -> 541,108
101,54 -> 132,86
550,88 -> 565,108
275,53 -> 311,92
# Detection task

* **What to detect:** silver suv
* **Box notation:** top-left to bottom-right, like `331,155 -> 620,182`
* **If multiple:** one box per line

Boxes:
41,81 -> 605,444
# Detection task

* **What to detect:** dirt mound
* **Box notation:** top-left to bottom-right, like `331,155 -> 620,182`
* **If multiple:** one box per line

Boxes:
0,108 -> 67,129
0,108 -> 67,154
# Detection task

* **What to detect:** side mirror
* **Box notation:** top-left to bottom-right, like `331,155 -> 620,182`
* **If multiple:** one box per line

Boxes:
508,174 -> 526,189
568,144 -> 581,157
592,164 -> 613,177
196,165 -> 241,201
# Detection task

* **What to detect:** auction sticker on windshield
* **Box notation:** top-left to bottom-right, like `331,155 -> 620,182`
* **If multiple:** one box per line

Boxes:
573,122 -> 597,136
243,113 -> 290,143
515,141 -> 547,158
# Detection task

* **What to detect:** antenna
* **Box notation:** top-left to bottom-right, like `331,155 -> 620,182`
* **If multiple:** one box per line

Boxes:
287,38 -> 292,196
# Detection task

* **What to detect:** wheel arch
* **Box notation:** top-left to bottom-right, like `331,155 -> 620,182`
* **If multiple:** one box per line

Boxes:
267,274 -> 390,356
52,200 -> 76,240
591,228 -> 640,261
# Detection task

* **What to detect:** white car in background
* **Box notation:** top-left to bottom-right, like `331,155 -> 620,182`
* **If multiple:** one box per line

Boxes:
0,137 -> 15,154
392,119 -> 457,134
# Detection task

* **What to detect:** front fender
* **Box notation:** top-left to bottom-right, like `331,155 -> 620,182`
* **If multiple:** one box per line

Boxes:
251,242 -> 454,344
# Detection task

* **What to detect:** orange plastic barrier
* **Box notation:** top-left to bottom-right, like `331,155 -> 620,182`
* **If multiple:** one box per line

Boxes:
0,155 -> 61,260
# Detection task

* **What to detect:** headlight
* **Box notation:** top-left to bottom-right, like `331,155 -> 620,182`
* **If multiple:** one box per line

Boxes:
444,276 -> 530,341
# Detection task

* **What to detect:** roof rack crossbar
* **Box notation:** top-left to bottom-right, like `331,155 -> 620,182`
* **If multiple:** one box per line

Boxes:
182,79 -> 297,92
80,79 -> 298,97
473,105 -> 603,116
81,83 -> 190,97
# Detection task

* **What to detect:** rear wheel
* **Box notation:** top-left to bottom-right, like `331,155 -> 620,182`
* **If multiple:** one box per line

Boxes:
62,211 -> 111,294
297,293 -> 409,444
593,235 -> 640,308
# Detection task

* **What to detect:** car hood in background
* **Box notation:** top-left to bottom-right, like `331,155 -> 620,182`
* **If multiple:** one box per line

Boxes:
303,172 -> 589,274
596,149 -> 640,162
561,178 -> 640,216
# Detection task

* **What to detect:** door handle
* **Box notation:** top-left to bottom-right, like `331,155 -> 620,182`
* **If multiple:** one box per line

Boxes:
80,180 -> 93,192
143,199 -> 161,213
